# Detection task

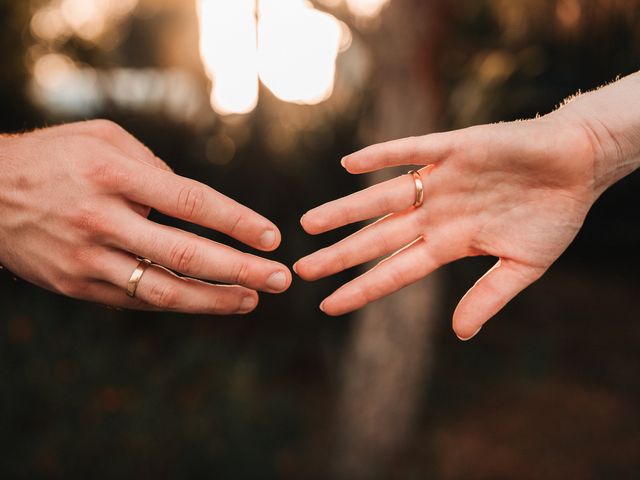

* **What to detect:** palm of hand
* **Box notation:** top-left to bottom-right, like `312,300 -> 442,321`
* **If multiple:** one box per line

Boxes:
296,118 -> 596,339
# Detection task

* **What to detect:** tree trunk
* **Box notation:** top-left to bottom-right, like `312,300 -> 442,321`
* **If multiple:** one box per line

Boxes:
331,1 -> 447,477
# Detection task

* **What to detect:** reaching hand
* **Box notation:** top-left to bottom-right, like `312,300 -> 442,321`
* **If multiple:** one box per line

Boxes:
0,120 -> 291,314
295,115 -> 598,339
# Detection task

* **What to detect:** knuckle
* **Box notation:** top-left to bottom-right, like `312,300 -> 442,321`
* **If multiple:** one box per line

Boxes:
337,206 -> 351,226
85,159 -> 127,190
335,250 -> 350,272
375,193 -> 391,213
88,119 -> 125,139
56,278 -> 85,299
176,185 -> 206,221
168,241 -> 201,273
148,283 -> 180,309
213,292 -> 242,315
373,230 -> 391,256
352,285 -> 371,306
228,212 -> 246,236
232,260 -> 251,286
387,267 -> 407,290
67,247 -> 101,276
127,297 -> 150,311
69,208 -> 110,237
208,295 -> 223,314
68,209 -> 113,240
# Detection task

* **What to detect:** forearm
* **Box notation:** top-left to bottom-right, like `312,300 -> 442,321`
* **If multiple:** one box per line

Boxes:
551,71 -> 640,195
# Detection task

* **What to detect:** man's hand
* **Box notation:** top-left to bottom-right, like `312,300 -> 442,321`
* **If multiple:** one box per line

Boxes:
0,120 -> 291,314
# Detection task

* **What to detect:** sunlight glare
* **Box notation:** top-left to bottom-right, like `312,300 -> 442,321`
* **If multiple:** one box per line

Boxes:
31,6 -> 70,41
53,0 -> 138,41
258,0 -> 342,105
197,0 -> 346,115
198,0 -> 259,115
345,0 -> 391,18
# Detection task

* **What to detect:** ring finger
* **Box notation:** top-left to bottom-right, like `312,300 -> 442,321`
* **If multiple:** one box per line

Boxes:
301,166 -> 432,235
95,251 -> 259,314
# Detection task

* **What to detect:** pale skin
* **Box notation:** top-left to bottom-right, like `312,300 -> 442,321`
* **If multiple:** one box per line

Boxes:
1,77 -> 638,330
295,72 -> 640,340
0,120 -> 292,314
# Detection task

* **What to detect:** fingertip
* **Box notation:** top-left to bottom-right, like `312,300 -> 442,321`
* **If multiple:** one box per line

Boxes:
318,296 -> 349,317
455,326 -> 482,342
266,267 -> 292,293
341,155 -> 363,174
452,300 -> 486,342
259,227 -> 281,251
292,261 -> 311,280
299,213 -> 310,231
319,300 -> 327,313
291,257 -> 322,282
238,292 -> 259,314
292,259 -> 310,280
300,211 -> 324,235
283,267 -> 294,292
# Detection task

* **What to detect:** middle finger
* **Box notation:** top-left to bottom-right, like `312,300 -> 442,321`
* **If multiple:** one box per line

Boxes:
94,252 -> 259,314
109,212 -> 292,293
295,209 -> 421,281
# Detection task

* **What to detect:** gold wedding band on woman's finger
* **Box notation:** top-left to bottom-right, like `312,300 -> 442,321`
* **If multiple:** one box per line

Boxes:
126,258 -> 152,298
408,170 -> 425,208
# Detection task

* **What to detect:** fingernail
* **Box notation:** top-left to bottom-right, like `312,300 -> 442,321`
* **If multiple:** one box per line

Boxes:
340,157 -> 348,168
457,327 -> 482,342
266,271 -> 287,292
240,296 -> 256,313
319,301 -> 327,313
292,263 -> 299,275
260,230 -> 277,249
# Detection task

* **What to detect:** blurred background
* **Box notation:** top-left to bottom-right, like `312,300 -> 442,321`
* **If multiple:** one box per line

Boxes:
1,0 -> 639,478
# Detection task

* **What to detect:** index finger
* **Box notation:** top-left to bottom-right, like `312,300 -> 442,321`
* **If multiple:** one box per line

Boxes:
105,159 -> 281,252
341,132 -> 454,174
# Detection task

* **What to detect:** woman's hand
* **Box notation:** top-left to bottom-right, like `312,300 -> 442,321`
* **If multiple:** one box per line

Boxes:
295,115 -> 598,339
0,120 -> 291,314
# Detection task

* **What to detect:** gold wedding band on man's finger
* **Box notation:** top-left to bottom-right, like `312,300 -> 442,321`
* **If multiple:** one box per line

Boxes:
112,253 -> 258,314
126,257 -> 152,298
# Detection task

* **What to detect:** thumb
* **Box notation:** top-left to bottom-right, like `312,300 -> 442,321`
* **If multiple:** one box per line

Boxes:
453,259 -> 544,341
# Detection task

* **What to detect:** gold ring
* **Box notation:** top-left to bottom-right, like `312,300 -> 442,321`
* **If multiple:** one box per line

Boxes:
408,170 -> 424,208
126,258 -> 152,298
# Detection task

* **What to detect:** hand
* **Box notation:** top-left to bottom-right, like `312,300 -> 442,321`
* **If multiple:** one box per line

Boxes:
295,115 -> 597,339
0,120 -> 291,314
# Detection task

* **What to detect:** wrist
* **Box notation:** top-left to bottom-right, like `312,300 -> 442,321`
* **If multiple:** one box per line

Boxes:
549,73 -> 640,196
565,106 -> 639,195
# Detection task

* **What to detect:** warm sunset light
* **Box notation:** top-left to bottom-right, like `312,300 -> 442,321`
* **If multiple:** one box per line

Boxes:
36,0 -> 139,41
197,0 -> 347,115
345,0 -> 391,18
197,0 -> 259,115
258,0 -> 342,104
